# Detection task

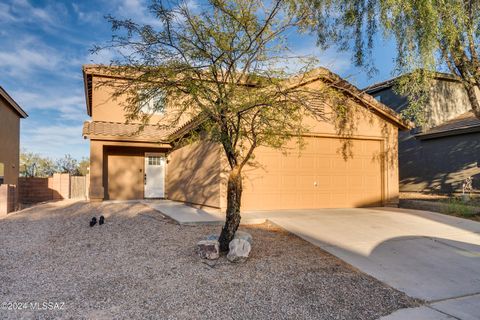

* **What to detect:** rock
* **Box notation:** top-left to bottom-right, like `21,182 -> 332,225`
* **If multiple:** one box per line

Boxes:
206,234 -> 219,241
196,240 -> 219,260
234,231 -> 253,245
227,238 -> 251,263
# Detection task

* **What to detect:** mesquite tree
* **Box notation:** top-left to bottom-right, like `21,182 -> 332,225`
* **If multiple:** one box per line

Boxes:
93,0 -> 339,251
309,0 -> 480,122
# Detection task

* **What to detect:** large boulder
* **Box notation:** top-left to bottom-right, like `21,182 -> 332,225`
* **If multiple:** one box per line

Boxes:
234,231 -> 253,245
227,238 -> 251,263
196,240 -> 220,260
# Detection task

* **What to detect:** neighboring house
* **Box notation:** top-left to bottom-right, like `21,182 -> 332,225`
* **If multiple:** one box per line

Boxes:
82,65 -> 408,210
365,73 -> 480,193
0,86 -> 28,214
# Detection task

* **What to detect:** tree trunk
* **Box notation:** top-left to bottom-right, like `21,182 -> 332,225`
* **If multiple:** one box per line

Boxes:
465,83 -> 480,119
218,167 -> 242,252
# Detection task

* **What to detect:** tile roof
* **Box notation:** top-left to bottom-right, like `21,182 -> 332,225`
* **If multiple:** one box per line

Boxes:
82,121 -> 171,142
416,111 -> 480,139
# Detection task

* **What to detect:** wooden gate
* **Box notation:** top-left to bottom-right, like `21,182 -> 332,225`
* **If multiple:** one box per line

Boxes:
70,176 -> 87,199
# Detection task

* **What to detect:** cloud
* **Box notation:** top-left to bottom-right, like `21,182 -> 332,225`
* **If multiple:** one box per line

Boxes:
0,35 -> 87,81
0,48 -> 59,78
0,0 -> 68,30
0,2 -> 17,22
11,88 -> 87,121
113,0 -> 162,26
287,38 -> 352,75
109,0 -> 199,26
21,123 -> 88,159
72,3 -> 102,24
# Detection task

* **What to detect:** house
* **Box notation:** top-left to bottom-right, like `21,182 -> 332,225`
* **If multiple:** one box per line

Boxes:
82,65 -> 408,210
0,86 -> 28,214
365,73 -> 480,193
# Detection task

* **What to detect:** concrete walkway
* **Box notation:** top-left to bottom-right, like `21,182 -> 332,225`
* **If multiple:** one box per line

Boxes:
143,201 -> 480,319
142,200 -> 266,225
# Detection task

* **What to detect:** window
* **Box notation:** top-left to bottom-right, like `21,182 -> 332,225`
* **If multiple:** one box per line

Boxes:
148,156 -> 163,166
0,162 -> 4,185
139,90 -> 165,115
374,95 -> 382,102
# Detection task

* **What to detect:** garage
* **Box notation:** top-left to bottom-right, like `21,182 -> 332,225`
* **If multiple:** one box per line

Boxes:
241,137 -> 383,210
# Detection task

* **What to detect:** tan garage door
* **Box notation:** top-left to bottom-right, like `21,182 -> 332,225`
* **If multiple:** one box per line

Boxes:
107,153 -> 144,200
242,137 -> 383,210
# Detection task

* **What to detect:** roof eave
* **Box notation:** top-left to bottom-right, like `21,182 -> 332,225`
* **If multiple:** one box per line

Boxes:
82,67 -> 92,117
415,125 -> 480,140
0,86 -> 28,118
87,135 -> 172,145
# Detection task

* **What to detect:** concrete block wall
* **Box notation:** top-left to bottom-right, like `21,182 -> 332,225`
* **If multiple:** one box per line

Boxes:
0,184 -> 16,216
50,173 -> 70,200
18,173 -> 86,204
18,177 -> 53,203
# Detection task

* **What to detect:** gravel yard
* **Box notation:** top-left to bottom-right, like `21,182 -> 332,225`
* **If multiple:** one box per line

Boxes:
0,200 -> 417,319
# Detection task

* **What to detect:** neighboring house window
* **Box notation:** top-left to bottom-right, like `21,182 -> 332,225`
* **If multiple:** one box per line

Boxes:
139,90 -> 165,115
0,162 -> 4,184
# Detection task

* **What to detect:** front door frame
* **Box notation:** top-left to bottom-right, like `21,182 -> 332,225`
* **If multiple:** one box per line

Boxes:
144,152 -> 166,198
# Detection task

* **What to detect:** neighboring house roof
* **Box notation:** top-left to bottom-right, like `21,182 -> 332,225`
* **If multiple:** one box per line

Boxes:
415,111 -> 480,140
82,121 -> 172,143
363,71 -> 458,94
0,86 -> 28,118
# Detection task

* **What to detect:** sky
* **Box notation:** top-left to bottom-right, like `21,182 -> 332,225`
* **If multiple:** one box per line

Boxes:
0,0 -> 398,160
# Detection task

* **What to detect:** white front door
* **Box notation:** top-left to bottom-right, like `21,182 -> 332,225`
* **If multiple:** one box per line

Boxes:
144,153 -> 166,198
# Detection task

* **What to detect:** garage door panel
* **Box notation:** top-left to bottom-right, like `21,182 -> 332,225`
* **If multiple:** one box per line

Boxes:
243,137 -> 383,210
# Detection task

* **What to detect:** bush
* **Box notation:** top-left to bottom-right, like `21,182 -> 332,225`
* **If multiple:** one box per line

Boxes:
443,198 -> 476,217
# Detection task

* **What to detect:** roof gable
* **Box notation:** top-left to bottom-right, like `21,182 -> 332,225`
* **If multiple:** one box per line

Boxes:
0,86 -> 28,118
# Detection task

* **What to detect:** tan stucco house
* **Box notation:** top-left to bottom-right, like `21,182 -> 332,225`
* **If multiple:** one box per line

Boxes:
82,65 -> 409,210
0,86 -> 28,214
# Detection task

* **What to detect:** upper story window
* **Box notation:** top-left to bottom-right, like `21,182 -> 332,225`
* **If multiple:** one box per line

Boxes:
138,90 -> 166,116
374,94 -> 382,103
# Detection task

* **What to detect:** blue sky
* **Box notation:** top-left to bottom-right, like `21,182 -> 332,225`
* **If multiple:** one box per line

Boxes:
0,0 -> 397,160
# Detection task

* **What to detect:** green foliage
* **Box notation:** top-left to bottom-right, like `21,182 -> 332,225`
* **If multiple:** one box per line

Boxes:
93,0 -> 338,172
20,152 -> 57,178
20,151 -> 89,177
443,197 -> 476,217
308,0 -> 480,123
56,154 -> 80,175
77,157 -> 90,176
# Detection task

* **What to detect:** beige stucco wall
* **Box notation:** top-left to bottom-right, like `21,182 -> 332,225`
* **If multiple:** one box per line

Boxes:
91,76 -> 160,123
166,140 -> 222,208
0,97 -> 21,187
425,79 -> 479,130
90,75 -> 192,127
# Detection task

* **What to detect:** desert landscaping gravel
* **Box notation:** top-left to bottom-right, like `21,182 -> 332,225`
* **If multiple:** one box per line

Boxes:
0,200 -> 418,319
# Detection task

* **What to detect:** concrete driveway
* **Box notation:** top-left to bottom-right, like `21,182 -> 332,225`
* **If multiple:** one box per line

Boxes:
245,207 -> 480,319
145,201 -> 480,319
